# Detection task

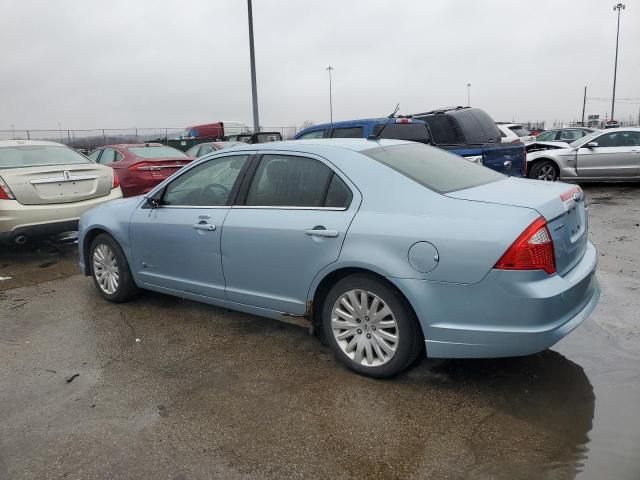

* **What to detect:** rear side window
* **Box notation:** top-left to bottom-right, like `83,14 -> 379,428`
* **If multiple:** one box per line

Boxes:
331,127 -> 363,138
372,123 -> 431,143
362,143 -> 504,194
466,109 -> 501,142
324,174 -> 352,208
245,155 -> 351,208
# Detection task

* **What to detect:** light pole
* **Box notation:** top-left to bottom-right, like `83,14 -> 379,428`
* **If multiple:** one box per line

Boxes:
247,0 -> 260,133
611,3 -> 625,122
10,124 -> 15,140
466,83 -> 471,107
326,65 -> 334,124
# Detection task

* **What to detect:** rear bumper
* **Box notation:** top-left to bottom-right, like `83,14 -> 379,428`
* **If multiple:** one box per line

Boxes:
390,240 -> 599,358
0,188 -> 122,243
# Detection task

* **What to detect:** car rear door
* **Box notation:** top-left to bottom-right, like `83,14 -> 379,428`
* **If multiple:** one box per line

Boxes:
221,152 -> 360,315
129,153 -> 252,299
577,131 -> 639,178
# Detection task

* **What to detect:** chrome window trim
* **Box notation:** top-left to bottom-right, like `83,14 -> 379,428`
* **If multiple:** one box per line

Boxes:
232,205 -> 348,211
158,205 -> 230,209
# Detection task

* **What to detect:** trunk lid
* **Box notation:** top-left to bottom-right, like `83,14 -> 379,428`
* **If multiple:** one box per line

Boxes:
446,177 -> 588,276
0,164 -> 113,205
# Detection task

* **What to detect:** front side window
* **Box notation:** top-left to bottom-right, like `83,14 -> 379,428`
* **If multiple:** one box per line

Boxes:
0,145 -> 92,169
330,127 -> 363,138
162,154 -> 249,206
560,130 -> 582,141
298,130 -> 325,140
362,143 -> 504,194
245,154 -> 349,208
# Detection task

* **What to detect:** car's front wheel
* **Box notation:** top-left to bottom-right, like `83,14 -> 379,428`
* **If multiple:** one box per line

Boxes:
322,274 -> 423,378
89,233 -> 139,303
529,160 -> 558,181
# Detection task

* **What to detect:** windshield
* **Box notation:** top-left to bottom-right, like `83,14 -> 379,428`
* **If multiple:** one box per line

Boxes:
362,143 -> 504,194
0,145 -> 92,169
509,126 -> 531,137
128,146 -> 189,159
570,131 -> 600,148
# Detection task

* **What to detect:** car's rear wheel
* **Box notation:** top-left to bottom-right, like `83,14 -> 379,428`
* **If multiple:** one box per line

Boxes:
529,160 -> 558,181
322,274 -> 422,378
90,233 -> 139,303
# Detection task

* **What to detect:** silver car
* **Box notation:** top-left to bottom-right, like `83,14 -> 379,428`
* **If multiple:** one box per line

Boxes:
0,140 -> 122,245
526,127 -> 640,182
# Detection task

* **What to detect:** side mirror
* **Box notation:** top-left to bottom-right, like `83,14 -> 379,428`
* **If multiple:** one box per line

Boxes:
145,197 -> 160,209
586,142 -> 598,148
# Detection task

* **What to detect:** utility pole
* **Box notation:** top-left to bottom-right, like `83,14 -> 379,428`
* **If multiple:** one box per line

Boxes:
611,3 -> 626,122
247,0 -> 260,133
326,65 -> 334,124
466,83 -> 471,107
581,86 -> 587,126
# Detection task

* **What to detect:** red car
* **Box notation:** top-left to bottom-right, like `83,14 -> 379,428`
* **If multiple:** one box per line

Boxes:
88,143 -> 193,197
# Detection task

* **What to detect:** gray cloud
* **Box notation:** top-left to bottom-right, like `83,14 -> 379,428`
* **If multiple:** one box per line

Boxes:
1,0 -> 639,131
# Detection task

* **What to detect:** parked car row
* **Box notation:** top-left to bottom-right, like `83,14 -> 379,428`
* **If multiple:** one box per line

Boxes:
295,107 -> 528,177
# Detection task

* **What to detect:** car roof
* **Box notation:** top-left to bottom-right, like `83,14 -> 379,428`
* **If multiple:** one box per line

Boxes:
595,127 -> 640,133
0,139 -> 66,148
299,117 -> 426,131
217,138 -> 411,154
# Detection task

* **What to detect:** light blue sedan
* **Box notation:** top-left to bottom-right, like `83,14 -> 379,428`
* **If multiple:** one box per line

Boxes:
78,139 -> 600,377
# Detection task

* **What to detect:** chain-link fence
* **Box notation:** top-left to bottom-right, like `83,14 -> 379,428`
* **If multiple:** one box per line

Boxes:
0,125 -> 303,151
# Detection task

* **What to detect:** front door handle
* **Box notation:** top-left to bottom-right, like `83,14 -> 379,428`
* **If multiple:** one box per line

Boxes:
305,228 -> 339,238
192,223 -> 216,231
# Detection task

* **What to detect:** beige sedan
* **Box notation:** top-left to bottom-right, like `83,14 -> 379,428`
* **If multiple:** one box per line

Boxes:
0,140 -> 122,245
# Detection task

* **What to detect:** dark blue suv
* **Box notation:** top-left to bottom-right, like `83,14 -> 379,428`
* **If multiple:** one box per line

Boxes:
294,107 -> 526,177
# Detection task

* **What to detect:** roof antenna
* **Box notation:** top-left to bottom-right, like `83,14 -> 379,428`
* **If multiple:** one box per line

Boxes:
368,103 -> 400,141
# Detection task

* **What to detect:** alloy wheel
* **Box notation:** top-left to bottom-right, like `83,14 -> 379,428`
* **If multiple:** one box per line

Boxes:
331,289 -> 399,366
92,244 -> 119,295
537,164 -> 556,181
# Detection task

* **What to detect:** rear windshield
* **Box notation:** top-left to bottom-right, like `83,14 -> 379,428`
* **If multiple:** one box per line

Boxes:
373,123 -> 430,143
509,126 -> 531,137
362,143 -> 504,194
128,146 -> 189,159
0,145 -> 91,169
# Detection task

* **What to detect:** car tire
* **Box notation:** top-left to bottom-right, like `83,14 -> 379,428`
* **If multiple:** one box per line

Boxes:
89,233 -> 139,303
529,160 -> 558,182
322,274 -> 423,378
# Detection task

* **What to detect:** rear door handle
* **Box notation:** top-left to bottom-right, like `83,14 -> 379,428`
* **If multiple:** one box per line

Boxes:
305,228 -> 339,238
192,223 -> 216,231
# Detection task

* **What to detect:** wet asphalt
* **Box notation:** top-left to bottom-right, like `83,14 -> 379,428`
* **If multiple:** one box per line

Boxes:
0,184 -> 639,480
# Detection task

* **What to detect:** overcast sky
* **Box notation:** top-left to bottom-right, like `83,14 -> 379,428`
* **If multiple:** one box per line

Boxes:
1,0 -> 639,131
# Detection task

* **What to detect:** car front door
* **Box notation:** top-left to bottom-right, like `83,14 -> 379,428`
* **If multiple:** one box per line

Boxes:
221,152 -> 360,314
129,153 -> 252,299
577,131 -> 640,178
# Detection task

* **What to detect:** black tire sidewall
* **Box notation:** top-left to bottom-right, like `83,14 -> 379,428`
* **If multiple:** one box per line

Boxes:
322,274 -> 420,378
89,233 -> 138,303
529,160 -> 557,181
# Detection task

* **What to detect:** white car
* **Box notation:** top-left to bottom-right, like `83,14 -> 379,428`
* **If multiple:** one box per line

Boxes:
497,123 -> 536,144
0,140 -> 122,245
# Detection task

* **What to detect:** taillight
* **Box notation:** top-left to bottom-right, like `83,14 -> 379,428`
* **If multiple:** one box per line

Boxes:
0,177 -> 15,200
112,171 -> 120,189
129,161 -> 162,171
495,217 -> 556,275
